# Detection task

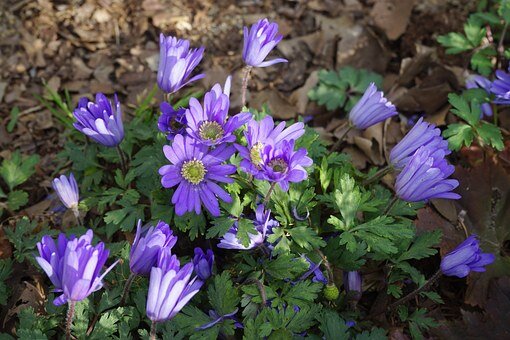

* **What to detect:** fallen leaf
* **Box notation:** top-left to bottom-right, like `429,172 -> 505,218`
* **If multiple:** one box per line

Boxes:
370,0 -> 415,40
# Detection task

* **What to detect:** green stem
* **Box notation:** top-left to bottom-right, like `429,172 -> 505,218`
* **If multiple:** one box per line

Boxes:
241,66 -> 252,108
315,249 -> 334,284
332,124 -> 354,151
66,301 -> 76,340
388,269 -> 442,310
363,165 -> 393,186
116,145 -> 128,175
119,272 -> 136,306
150,320 -> 157,340
71,207 -> 83,226
493,103 -> 498,126
263,182 -> 277,205
383,196 -> 399,215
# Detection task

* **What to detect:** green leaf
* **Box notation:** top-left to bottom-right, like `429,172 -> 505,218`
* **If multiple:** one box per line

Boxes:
448,93 -> 480,125
0,151 -> 40,190
437,32 -> 472,54
443,123 -> 475,151
174,213 -> 206,241
470,47 -> 496,76
288,226 -> 326,251
317,309 -> 349,340
7,107 -> 20,133
397,230 -> 441,262
208,271 -> 240,315
0,259 -> 12,305
206,216 -> 236,239
283,281 -> 322,307
264,254 -> 308,280
476,121 -> 504,151
7,190 -> 28,211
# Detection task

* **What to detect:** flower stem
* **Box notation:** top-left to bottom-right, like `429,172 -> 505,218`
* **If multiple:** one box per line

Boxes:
315,249 -> 334,284
241,66 -> 252,108
388,269 -> 442,310
119,272 -> 136,306
116,145 -> 128,175
66,301 -> 76,340
332,124 -> 354,151
383,196 -> 399,215
72,207 -> 83,226
363,165 -> 392,186
263,182 -> 277,205
150,320 -> 157,340
493,103 -> 498,127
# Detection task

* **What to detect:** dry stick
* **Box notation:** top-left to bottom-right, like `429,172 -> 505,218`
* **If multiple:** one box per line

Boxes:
245,278 -> 267,307
241,66 -> 253,107
150,320 -> 157,340
119,272 -> 136,306
388,269 -> 442,311
66,301 -> 76,340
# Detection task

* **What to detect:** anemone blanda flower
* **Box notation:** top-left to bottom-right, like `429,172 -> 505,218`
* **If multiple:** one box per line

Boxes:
440,235 -> 495,278
73,93 -> 124,147
158,134 -> 236,216
490,68 -> 510,104
348,83 -> 398,130
52,173 -> 79,210
36,230 -> 118,306
466,74 -> 493,117
218,205 -> 277,250
344,271 -> 362,301
389,117 -> 450,170
158,102 -> 187,140
129,220 -> 177,276
300,256 -> 327,284
236,115 -> 305,176
186,77 -> 251,146
255,140 -> 312,191
146,247 -> 203,322
243,18 -> 288,68
157,34 -> 205,94
395,146 -> 460,202
192,248 -> 214,280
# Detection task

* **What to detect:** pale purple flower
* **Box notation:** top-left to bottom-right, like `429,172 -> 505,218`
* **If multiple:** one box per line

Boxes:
389,117 -> 450,169
441,235 -> 495,278
236,116 -> 305,176
300,256 -> 327,284
243,18 -> 288,68
490,69 -> 510,104
130,220 -> 177,276
218,205 -> 275,250
196,308 -> 239,331
146,247 -> 203,322
158,102 -> 187,140
157,34 -> 205,94
348,83 -> 398,130
186,77 -> 251,146
52,173 -> 79,209
344,271 -> 362,301
36,230 -> 118,306
466,74 -> 493,117
255,140 -> 312,191
158,134 -> 236,216
73,93 -> 124,147
193,248 -> 214,280
395,146 -> 460,202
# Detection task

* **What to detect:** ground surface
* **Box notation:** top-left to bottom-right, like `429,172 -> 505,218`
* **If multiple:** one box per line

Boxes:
1,0 -> 510,338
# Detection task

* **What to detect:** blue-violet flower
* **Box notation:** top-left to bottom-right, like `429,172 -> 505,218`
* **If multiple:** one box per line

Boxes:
158,102 -> 187,140
193,248 -> 214,280
243,18 -> 288,68
440,235 -> 495,278
490,69 -> 510,104
348,83 -> 398,130
52,173 -> 79,210
466,74 -> 493,117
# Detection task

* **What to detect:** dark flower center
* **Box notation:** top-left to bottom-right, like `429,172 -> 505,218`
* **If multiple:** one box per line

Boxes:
199,121 -> 224,142
181,159 -> 207,185
169,118 -> 183,131
268,157 -> 288,173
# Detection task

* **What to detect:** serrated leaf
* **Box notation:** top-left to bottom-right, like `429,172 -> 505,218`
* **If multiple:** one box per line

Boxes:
443,123 -> 475,151
208,271 -> 240,315
206,216 -> 236,239
7,190 -> 28,211
476,121 -> 504,151
397,230 -> 441,262
288,226 -> 326,250
448,93 -> 480,125
264,254 -> 308,280
0,151 -> 39,190
318,309 -> 349,340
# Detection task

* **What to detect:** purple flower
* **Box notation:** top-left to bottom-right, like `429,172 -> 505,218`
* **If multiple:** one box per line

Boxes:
440,235 -> 495,278
395,146 -> 460,202
193,248 -> 214,280
348,83 -> 398,130
146,247 -> 203,322
466,74 -> 493,117
36,230 -> 118,306
389,117 -> 450,170
243,18 -> 288,68
218,205 -> 276,250
196,308 -> 239,331
158,102 -> 187,140
158,134 -> 236,216
344,271 -> 362,300
490,69 -> 510,104
255,140 -> 312,191
130,220 -> 177,276
73,93 -> 124,147
300,256 -> 327,284
186,78 -> 251,146
157,34 -> 205,94
52,173 -> 79,209
236,116 -> 305,176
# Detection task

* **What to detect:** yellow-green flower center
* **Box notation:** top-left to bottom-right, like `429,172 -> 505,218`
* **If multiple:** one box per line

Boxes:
268,157 -> 288,173
199,121 -> 224,142
249,142 -> 264,166
181,159 -> 207,185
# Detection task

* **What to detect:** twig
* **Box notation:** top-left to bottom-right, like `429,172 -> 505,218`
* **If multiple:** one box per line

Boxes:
388,269 -> 442,310
331,124 -> 354,151
241,66 -> 252,107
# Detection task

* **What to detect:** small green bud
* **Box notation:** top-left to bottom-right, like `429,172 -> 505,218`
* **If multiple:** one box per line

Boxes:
324,283 -> 339,301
